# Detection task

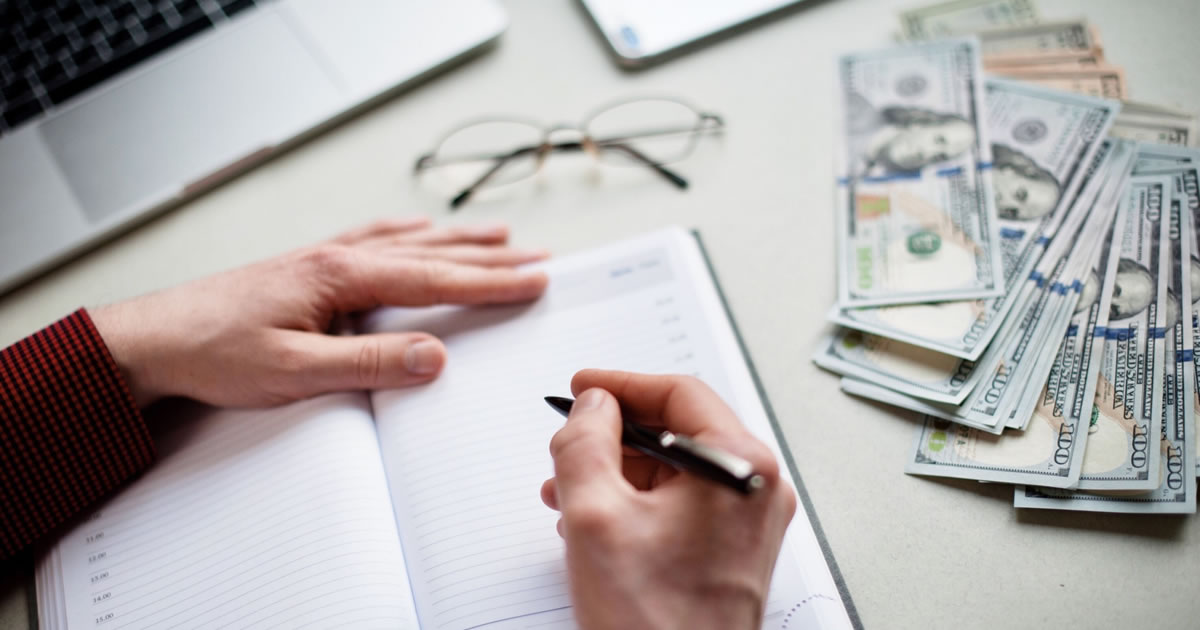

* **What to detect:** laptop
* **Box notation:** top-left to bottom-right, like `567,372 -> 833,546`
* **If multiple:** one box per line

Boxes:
0,0 -> 506,294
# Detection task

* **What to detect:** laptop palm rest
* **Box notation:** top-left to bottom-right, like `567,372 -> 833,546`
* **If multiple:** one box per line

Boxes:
40,12 -> 342,225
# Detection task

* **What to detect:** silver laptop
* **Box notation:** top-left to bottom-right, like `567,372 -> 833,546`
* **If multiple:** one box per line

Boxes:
0,0 -> 506,294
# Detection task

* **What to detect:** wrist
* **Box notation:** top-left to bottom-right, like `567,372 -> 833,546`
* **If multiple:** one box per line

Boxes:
90,300 -> 173,407
679,583 -> 764,630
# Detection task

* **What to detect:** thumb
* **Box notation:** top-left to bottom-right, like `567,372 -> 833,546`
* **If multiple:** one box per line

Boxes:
548,388 -> 627,509
277,330 -> 447,394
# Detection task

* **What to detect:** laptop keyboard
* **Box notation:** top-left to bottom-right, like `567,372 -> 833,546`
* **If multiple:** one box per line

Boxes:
0,0 -> 261,135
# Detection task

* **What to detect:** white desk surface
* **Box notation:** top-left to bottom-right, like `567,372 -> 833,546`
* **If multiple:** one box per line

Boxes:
2,1 -> 1198,628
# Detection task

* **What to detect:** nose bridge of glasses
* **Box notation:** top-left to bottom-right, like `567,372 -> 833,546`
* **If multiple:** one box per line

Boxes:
538,124 -> 593,159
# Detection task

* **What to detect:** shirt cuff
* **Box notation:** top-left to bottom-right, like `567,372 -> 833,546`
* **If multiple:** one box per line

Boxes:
0,308 -> 155,558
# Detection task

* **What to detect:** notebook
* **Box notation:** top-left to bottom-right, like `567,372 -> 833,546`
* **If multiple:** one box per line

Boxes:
35,227 -> 859,630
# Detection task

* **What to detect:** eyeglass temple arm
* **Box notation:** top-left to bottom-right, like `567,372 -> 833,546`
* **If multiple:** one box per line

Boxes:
449,141 -> 688,209
597,142 -> 688,190
449,146 -> 540,209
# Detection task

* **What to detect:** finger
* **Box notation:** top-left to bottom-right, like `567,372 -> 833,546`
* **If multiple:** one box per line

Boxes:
571,370 -> 741,435
571,370 -> 779,480
548,388 -> 629,509
365,244 -> 550,268
307,247 -> 549,310
388,224 -> 510,246
541,477 -> 559,511
329,217 -> 432,245
272,330 -> 447,395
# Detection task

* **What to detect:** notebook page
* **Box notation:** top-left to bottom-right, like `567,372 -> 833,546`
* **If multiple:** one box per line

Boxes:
365,227 -> 853,630
46,393 -> 420,630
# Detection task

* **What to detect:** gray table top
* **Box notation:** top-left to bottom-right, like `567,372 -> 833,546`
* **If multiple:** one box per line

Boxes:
3,1 -> 1198,628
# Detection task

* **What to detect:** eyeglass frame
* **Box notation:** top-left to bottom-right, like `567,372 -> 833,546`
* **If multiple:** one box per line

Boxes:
413,97 -> 725,209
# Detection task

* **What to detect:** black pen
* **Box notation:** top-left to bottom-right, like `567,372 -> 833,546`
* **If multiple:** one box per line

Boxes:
544,396 -> 765,495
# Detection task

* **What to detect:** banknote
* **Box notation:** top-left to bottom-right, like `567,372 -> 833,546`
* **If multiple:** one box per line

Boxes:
1072,176 -> 1171,491
984,52 -> 1104,71
889,155 -> 1131,429
841,252 -> 1070,432
976,19 -> 1100,59
839,376 -> 1004,434
1004,210 -> 1116,432
1021,189 -> 1123,435
813,328 -> 977,404
990,66 -> 1127,100
900,0 -> 1038,40
835,39 -> 1001,308
977,187 -> 1117,431
906,404 -> 1085,487
1137,163 -> 1200,475
830,80 -> 1118,358
1015,192 -> 1196,512
830,143 -> 1128,422
1108,111 -> 1195,148
1133,144 -> 1198,173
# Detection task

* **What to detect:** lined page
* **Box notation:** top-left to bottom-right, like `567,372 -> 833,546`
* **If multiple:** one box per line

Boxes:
47,393 -> 419,630
365,227 -> 853,630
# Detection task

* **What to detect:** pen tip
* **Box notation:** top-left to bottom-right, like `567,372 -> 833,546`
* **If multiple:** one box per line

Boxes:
544,396 -> 573,416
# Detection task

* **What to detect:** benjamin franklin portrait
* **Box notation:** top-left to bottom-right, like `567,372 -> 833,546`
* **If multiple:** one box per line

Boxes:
1110,258 -> 1154,321
992,144 -> 1062,222
845,93 -> 976,176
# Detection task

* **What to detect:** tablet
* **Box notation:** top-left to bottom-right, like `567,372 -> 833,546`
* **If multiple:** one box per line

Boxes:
579,0 -> 809,68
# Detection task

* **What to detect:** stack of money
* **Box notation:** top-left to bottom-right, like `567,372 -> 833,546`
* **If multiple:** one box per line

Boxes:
815,0 -> 1199,514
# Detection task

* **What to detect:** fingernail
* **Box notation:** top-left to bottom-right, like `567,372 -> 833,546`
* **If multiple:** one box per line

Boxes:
574,388 -> 607,412
405,340 -> 443,375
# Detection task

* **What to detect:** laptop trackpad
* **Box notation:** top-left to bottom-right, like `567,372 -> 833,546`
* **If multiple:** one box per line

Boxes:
40,12 -> 342,224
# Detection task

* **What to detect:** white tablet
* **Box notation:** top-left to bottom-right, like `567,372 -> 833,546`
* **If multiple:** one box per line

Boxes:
579,0 -> 809,68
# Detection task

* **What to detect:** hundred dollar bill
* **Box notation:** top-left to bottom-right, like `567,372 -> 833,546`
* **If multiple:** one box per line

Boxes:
1000,175 -> 1132,431
906,406 -> 1084,487
1071,176 -> 1172,491
1133,143 -> 1199,173
1016,190 -> 1196,511
813,328 -> 976,404
1111,107 -> 1198,148
1138,163 -> 1200,475
982,188 -> 1118,431
984,52 -> 1104,71
1005,207 -> 1118,432
841,243 -> 1073,431
830,80 -> 1118,358
840,376 -> 1004,434
976,19 -> 1100,59
835,39 -> 1002,308
1019,217 -> 1114,434
990,65 -> 1127,100
836,146 -> 1133,428
900,0 -> 1038,40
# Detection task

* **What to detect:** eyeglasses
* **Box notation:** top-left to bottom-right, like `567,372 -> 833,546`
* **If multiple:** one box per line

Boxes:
413,97 -> 724,209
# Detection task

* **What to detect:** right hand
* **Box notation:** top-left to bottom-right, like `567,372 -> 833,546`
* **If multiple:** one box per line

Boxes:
542,370 -> 797,630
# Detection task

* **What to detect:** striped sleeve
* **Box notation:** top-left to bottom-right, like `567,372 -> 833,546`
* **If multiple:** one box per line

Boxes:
0,308 -> 155,559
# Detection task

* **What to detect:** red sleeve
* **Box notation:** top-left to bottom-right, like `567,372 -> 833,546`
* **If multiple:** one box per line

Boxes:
0,308 -> 155,559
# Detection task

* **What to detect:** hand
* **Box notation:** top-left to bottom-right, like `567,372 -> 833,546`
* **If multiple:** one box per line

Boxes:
542,370 -> 797,630
91,217 -> 549,407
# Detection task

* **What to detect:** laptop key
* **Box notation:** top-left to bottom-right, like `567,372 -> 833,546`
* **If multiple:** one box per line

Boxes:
2,97 -> 44,129
45,11 -> 215,105
218,0 -> 258,19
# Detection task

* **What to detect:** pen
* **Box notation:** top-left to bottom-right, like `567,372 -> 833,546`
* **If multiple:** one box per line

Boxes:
544,396 -> 765,495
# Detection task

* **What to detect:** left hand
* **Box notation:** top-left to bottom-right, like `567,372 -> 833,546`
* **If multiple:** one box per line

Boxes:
91,217 -> 549,408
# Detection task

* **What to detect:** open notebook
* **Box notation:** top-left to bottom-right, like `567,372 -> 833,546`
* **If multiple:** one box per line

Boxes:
35,227 -> 858,630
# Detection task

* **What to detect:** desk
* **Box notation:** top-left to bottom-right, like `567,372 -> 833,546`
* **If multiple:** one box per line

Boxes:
2,1 -> 1198,628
